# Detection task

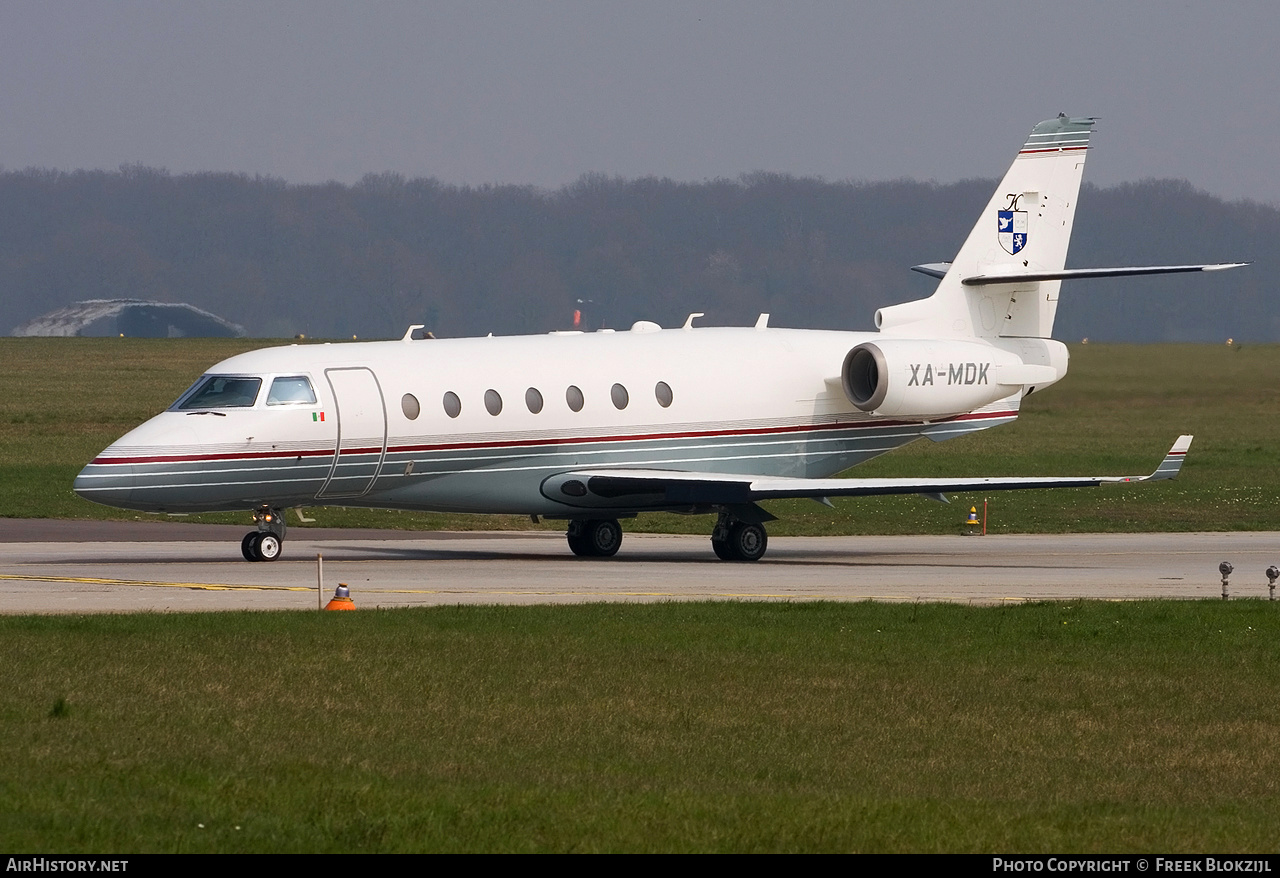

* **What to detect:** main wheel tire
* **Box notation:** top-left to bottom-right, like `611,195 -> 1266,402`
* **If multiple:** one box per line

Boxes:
585,519 -> 622,558
711,537 -> 733,561
241,532 -> 259,562
567,530 -> 592,557
727,521 -> 767,562
254,532 -> 282,562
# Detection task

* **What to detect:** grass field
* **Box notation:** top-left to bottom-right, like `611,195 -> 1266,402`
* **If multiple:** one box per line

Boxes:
4,601 -> 1279,853
1,337 -> 1277,534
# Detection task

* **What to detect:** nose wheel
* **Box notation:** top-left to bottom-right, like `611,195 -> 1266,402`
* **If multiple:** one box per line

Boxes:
242,506 -> 286,561
241,531 -> 283,562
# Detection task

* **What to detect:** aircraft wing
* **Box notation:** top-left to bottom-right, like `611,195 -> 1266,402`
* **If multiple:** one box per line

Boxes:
543,436 -> 1191,510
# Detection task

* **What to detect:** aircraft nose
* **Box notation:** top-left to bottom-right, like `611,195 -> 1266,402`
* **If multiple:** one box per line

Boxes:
73,415 -> 208,512
74,452 -> 135,508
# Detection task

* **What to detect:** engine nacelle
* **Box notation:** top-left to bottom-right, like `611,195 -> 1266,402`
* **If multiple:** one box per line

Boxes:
841,339 -> 1030,418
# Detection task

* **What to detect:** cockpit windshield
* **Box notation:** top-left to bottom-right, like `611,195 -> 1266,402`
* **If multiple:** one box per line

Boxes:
174,376 -> 262,410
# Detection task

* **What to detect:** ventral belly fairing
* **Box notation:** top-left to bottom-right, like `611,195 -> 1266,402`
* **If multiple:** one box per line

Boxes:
75,115 -> 1242,562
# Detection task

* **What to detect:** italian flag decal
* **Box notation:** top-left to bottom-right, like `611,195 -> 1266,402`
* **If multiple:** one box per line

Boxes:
313,412 -> 326,422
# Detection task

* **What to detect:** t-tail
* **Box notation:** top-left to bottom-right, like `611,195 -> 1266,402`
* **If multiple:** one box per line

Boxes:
875,114 -> 1247,342
840,114 -> 1245,420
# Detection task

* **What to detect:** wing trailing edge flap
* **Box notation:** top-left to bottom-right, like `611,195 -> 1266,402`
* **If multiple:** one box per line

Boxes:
541,436 -> 1192,509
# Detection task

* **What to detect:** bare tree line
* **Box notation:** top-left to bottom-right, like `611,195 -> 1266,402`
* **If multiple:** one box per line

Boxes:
1,167 -> 1272,341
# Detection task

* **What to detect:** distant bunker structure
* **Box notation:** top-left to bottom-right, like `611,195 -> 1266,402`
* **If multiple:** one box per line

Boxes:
12,299 -> 245,338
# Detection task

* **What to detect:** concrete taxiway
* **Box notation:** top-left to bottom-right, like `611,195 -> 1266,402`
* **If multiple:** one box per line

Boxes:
1,520 -> 1276,612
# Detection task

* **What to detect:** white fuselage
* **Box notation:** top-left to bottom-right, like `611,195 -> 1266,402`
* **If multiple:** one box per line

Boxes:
73,324 -> 1027,516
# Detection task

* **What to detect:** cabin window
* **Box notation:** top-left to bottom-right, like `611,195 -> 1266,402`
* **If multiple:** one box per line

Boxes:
655,381 -> 673,408
525,387 -> 544,414
566,385 -> 584,412
175,375 -> 262,409
266,376 -> 317,406
401,393 -> 420,420
611,383 -> 629,410
485,389 -> 503,416
443,391 -> 462,418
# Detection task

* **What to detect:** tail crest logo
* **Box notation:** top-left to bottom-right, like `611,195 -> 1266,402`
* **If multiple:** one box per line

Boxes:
997,193 -> 1028,255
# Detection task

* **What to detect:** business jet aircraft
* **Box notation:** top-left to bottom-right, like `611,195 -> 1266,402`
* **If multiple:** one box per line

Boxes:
75,115 -> 1243,562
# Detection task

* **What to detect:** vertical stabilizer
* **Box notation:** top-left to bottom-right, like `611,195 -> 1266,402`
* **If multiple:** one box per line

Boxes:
877,115 -> 1095,339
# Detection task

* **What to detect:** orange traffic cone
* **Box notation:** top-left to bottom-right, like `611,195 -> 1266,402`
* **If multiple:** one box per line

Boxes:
324,583 -> 356,611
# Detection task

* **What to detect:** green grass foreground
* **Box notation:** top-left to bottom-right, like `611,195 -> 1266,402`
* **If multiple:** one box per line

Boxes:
1,337 -> 1278,534
4,601 -> 1279,852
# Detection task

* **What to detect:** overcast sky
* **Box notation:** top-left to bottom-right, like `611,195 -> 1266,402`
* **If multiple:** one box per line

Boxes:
2,1 -> 1276,205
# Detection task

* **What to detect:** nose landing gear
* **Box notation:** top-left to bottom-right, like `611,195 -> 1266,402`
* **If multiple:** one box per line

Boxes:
241,506 -> 286,562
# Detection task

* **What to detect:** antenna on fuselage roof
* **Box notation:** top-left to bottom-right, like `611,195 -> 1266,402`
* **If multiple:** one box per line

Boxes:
401,325 -> 436,341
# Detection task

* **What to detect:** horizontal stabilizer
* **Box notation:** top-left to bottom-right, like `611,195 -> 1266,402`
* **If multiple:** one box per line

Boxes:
961,263 -> 1249,286
542,436 -> 1192,509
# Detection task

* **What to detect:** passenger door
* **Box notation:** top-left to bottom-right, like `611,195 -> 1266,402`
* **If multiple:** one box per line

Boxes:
317,367 -> 387,499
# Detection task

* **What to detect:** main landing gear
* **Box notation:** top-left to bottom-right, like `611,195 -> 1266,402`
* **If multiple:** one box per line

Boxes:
241,506 -> 286,562
562,513 -> 769,562
566,518 -> 623,557
711,511 -> 768,562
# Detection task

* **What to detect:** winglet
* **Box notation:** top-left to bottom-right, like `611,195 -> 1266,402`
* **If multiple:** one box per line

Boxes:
1141,434 -> 1193,482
